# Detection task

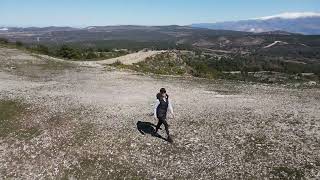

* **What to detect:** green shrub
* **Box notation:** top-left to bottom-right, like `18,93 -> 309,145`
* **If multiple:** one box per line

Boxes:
86,51 -> 98,59
15,41 -> 23,47
56,45 -> 81,59
30,44 -> 50,55
0,38 -> 8,44
113,60 -> 123,66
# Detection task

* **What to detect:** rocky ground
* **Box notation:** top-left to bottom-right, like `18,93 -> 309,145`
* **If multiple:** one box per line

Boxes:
0,47 -> 319,179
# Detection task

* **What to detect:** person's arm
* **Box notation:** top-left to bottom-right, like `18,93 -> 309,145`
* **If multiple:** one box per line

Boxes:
154,99 -> 160,118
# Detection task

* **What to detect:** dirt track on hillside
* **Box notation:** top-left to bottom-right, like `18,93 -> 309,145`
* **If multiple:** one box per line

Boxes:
37,50 -> 165,67
0,47 -> 319,179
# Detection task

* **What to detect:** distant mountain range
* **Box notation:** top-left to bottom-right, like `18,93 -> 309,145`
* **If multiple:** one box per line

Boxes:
0,25 -> 251,44
0,20 -> 320,59
192,12 -> 320,35
1,12 -> 320,36
1,24 -> 320,67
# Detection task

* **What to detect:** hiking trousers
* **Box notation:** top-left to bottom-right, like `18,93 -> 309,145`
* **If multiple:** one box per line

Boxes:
155,117 -> 170,136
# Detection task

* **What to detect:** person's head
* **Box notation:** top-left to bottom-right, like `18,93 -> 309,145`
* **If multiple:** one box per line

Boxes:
160,88 -> 167,97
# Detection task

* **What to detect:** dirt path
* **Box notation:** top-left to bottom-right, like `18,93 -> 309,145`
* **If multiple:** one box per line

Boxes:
0,47 -> 320,179
37,50 -> 165,68
96,50 -> 165,65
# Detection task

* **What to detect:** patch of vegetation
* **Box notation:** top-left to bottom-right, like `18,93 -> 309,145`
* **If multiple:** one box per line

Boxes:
0,100 -> 24,137
185,53 -> 320,81
30,44 -> 50,54
7,59 -> 75,79
0,38 -> 130,61
131,52 -> 188,75
56,44 -> 82,59
40,44 -> 130,61
0,99 -> 41,139
0,38 -> 29,51
112,60 -> 124,66
111,52 -> 189,75
0,38 -> 9,44
68,39 -> 193,52
62,154 -> 146,179
270,166 -> 305,179
113,50 -> 319,84
15,126 -> 42,140
15,41 -> 24,47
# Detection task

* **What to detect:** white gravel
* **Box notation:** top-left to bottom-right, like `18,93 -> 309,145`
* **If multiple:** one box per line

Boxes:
0,47 -> 319,179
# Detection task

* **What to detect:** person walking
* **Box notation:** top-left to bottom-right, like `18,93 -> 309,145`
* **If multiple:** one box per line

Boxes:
154,88 -> 174,142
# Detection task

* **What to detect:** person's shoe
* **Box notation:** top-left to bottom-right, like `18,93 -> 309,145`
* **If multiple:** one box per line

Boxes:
152,130 -> 160,137
167,136 -> 173,143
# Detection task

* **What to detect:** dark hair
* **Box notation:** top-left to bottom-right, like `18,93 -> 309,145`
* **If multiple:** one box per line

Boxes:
157,88 -> 169,100
156,93 -> 161,99
160,88 -> 166,94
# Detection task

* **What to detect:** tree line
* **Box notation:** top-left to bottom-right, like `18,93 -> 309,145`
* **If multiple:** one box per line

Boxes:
0,38 -> 128,60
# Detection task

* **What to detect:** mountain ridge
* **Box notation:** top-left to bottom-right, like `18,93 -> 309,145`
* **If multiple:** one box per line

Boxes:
192,12 -> 320,35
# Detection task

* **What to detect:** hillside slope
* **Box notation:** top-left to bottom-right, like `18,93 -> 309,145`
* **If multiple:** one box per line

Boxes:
0,47 -> 319,179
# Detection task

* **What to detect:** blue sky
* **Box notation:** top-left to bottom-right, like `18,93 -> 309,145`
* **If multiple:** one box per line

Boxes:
1,0 -> 319,27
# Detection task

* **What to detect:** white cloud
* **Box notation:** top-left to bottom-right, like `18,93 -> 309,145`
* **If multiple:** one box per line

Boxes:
256,12 -> 320,20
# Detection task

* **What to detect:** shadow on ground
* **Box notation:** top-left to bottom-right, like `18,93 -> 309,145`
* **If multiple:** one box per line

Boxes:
136,121 -> 167,141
